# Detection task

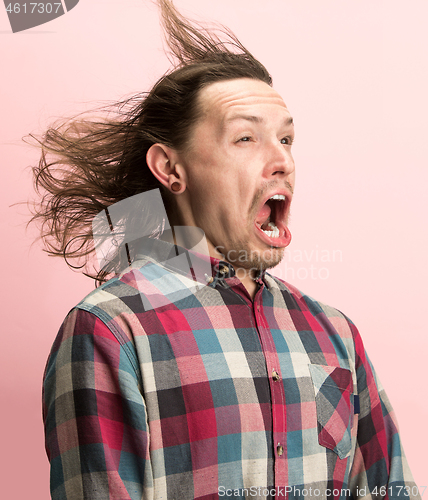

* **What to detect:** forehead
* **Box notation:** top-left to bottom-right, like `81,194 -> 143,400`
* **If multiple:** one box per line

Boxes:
197,78 -> 291,125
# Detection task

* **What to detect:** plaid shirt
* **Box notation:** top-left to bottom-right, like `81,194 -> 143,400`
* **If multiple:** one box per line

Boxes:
43,239 -> 420,500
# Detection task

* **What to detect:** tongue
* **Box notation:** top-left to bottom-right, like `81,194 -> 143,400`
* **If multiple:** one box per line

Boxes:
255,203 -> 271,227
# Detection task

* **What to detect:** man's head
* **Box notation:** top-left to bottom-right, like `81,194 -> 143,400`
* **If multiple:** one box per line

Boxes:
30,0 -> 293,282
147,78 -> 295,276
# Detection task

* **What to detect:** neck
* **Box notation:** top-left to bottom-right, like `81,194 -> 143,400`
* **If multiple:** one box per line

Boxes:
237,270 -> 259,299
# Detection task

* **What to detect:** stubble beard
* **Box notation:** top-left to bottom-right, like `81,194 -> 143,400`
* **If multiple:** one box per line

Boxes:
218,236 -> 285,276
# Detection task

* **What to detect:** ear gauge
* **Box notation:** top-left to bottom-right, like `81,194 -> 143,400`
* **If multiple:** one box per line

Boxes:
166,160 -> 183,193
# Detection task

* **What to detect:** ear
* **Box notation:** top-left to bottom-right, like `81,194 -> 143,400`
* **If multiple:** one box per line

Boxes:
146,144 -> 186,193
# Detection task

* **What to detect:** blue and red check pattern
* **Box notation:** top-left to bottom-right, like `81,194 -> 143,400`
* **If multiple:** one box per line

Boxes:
43,240 -> 420,499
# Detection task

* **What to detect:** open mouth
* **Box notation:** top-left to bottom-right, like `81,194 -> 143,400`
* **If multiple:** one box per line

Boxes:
254,192 -> 292,247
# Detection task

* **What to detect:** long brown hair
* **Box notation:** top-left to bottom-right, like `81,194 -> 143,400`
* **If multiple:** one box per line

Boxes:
29,0 -> 272,284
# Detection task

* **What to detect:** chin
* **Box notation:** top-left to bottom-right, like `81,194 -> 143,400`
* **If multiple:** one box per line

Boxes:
251,248 -> 284,272
223,241 -> 285,273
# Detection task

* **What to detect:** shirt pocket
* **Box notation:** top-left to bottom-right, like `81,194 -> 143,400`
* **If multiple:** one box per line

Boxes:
308,364 -> 354,460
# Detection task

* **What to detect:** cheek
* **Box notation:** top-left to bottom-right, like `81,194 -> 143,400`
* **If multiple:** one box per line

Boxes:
181,157 -> 212,195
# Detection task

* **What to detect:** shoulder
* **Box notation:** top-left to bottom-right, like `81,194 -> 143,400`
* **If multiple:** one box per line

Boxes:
266,273 -> 360,343
63,256 -> 182,346
75,258 -> 160,320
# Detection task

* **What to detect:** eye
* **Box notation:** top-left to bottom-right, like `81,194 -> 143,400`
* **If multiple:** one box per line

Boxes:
280,136 -> 294,145
237,136 -> 252,142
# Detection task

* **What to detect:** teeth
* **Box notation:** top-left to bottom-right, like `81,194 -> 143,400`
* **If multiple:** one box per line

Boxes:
270,194 -> 286,201
261,221 -> 280,238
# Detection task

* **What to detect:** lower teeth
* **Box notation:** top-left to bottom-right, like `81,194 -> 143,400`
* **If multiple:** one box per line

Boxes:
261,222 -> 280,238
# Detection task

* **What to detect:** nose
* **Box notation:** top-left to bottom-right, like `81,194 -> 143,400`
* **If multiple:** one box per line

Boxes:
264,140 -> 295,179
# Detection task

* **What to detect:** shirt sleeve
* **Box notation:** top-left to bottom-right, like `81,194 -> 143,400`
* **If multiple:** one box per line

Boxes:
43,307 -> 151,500
348,321 -> 421,500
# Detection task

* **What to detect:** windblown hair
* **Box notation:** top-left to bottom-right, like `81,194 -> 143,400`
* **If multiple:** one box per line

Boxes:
29,0 -> 272,284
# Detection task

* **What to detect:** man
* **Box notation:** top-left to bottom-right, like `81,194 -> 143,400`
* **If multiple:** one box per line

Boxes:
38,1 -> 420,499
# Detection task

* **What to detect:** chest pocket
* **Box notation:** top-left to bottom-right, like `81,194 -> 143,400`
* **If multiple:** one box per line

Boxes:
309,364 -> 354,460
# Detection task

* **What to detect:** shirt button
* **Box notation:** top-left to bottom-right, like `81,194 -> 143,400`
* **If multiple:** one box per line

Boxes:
277,444 -> 284,456
272,370 -> 280,381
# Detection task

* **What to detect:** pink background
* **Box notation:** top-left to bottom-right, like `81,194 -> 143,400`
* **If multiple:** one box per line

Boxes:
1,0 -> 426,497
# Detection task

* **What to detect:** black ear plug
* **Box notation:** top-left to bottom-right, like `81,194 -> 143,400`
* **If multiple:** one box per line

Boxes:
4,0 -> 79,33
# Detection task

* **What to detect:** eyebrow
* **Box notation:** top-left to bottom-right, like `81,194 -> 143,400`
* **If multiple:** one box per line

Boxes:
225,114 -> 294,127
